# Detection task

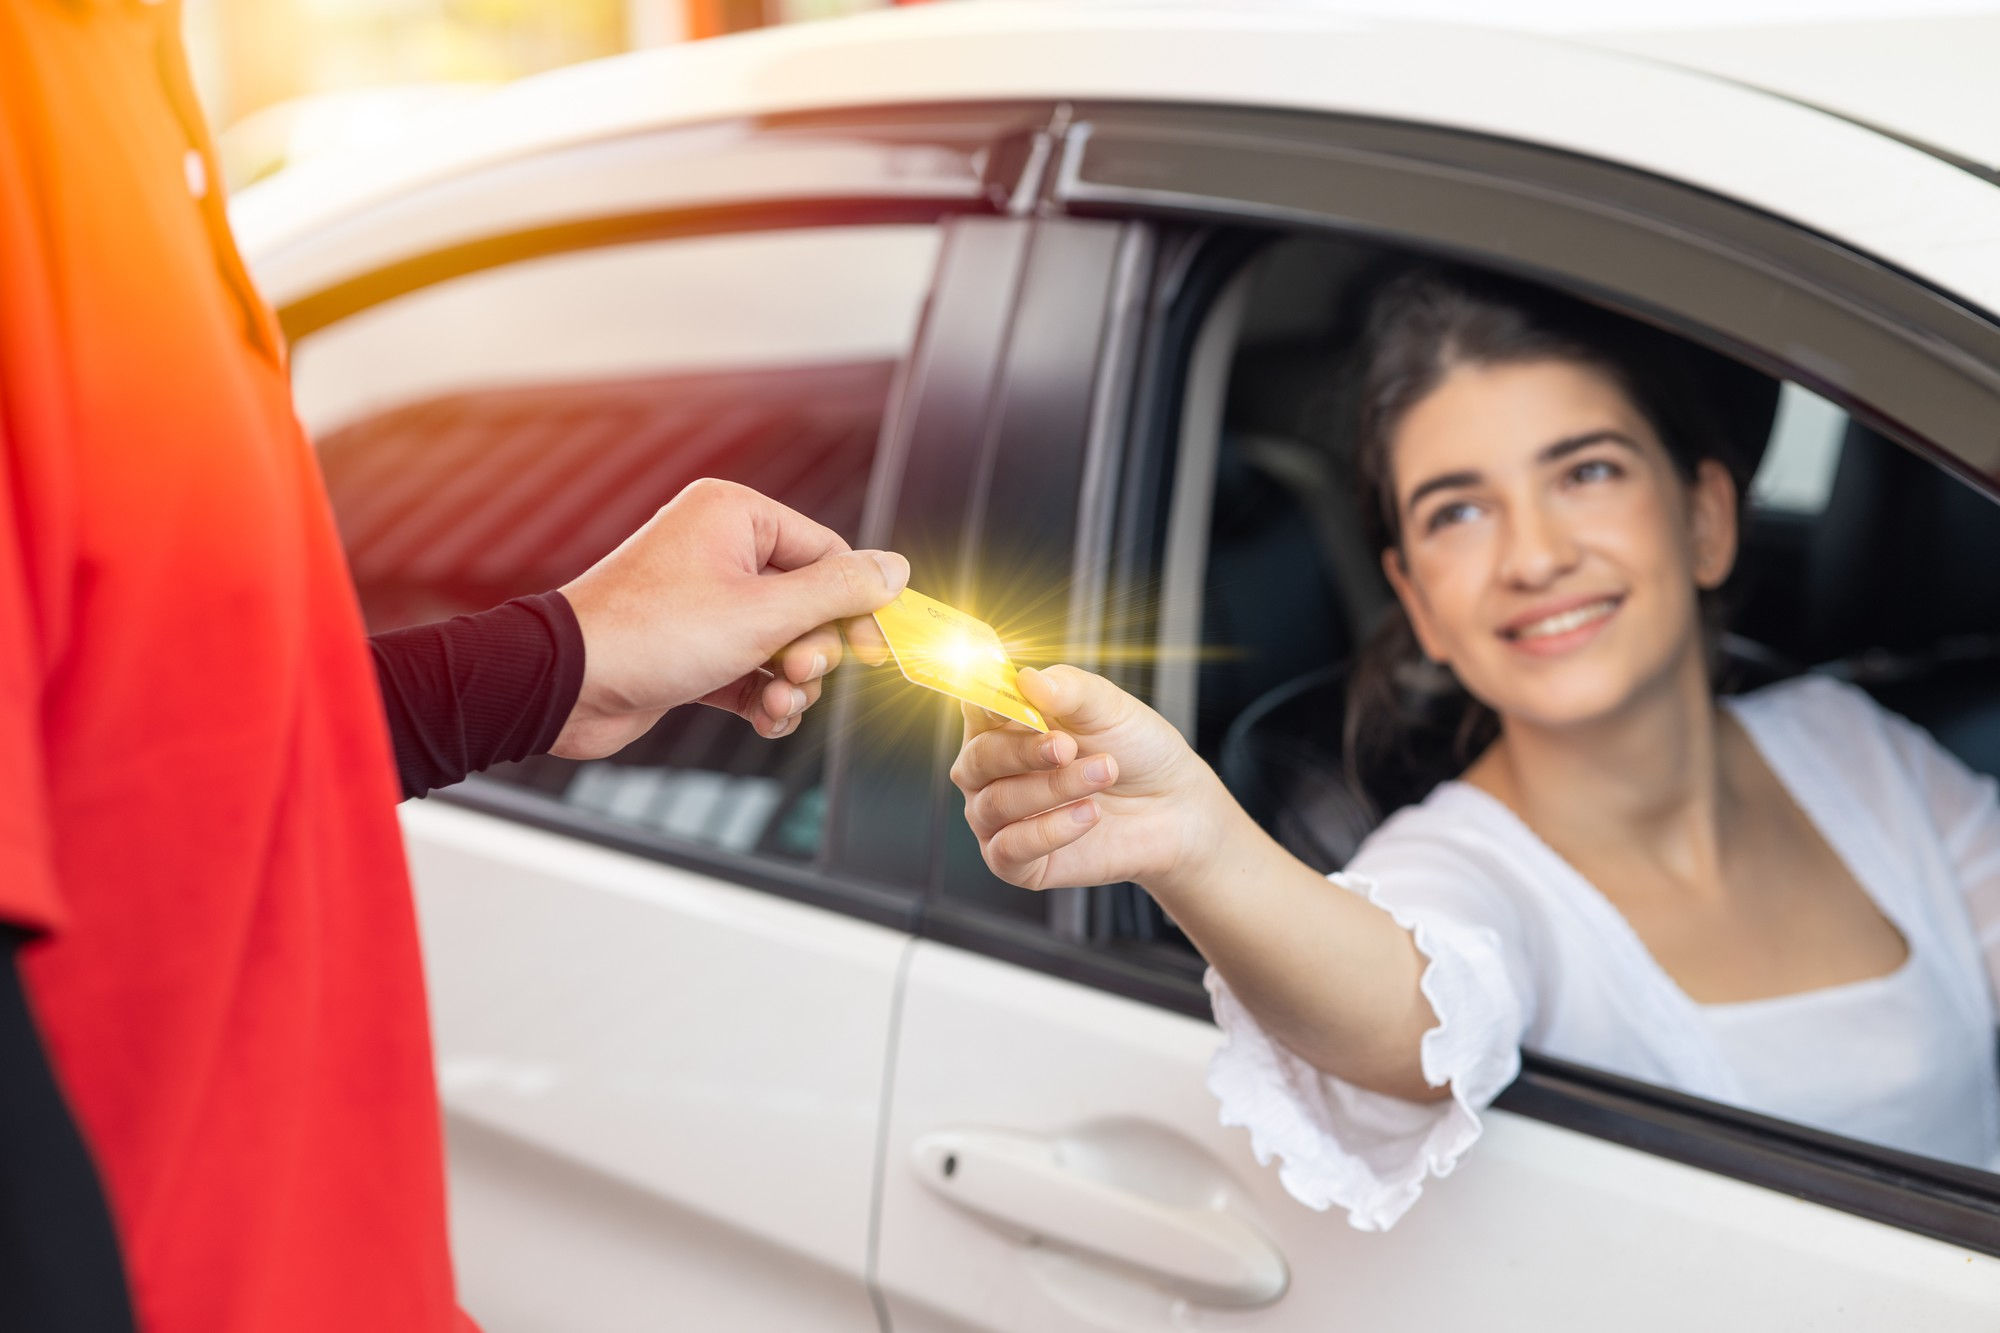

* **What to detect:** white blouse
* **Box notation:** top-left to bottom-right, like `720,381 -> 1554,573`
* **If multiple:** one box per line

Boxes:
1702,954 -> 1994,1168
1205,675 -> 2000,1231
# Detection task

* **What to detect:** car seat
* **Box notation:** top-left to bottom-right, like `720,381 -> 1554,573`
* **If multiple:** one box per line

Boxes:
1806,422 -> 2000,777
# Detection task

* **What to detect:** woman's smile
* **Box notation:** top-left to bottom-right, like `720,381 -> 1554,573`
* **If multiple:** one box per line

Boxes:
1500,593 -> 1626,657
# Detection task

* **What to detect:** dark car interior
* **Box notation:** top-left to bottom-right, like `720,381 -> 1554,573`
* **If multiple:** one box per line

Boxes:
1184,232 -> 2000,883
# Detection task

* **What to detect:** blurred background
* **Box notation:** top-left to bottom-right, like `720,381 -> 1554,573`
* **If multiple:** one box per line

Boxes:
184,0 -> 944,188
185,0 -> 2000,191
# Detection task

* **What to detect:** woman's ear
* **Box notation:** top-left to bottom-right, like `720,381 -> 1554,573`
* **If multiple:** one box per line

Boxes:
1382,547 -> 1449,663
1689,458 -> 1739,591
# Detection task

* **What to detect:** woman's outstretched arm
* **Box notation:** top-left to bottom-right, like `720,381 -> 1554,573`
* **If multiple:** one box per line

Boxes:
952,664 -> 1445,1102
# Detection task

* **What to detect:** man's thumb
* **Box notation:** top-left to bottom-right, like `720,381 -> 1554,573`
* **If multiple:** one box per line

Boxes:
761,549 -> 909,637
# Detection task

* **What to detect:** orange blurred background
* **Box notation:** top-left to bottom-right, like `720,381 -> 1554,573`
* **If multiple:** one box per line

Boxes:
183,0 -> 944,188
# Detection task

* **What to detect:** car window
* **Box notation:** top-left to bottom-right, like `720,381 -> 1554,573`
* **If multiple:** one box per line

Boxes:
1130,228 -> 2000,1176
292,223 -> 943,863
1747,382 -> 1846,517
979,105 -> 2000,1245
1178,236 -> 1963,779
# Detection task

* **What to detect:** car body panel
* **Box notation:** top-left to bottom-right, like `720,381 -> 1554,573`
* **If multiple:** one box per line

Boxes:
1587,13 -> 2000,175
401,799 -> 899,1330
879,942 -> 2000,1332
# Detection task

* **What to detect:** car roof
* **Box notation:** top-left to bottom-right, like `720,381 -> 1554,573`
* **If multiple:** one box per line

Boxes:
233,0 -> 2000,316
1576,12 -> 2000,179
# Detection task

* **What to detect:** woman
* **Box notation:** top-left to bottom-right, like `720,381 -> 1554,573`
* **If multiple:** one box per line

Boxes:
950,265 -> 2000,1230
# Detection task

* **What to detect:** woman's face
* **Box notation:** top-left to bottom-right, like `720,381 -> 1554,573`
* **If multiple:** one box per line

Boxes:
1382,357 -> 1737,732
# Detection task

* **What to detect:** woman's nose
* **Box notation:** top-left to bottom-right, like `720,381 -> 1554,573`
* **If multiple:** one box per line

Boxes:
1498,501 -> 1580,588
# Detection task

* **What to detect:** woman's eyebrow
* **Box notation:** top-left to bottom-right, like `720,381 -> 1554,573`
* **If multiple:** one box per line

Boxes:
1402,431 -> 1640,516
1404,469 -> 1481,516
1538,429 -> 1638,465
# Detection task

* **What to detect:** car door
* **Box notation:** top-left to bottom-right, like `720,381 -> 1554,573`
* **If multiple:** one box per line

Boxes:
870,107 -> 2000,1331
259,106 -> 1053,1331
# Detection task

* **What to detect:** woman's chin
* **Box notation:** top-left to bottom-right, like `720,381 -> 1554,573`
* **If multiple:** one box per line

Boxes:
1474,662 -> 1660,734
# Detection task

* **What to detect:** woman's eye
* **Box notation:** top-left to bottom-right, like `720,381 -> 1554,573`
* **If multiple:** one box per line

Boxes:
1424,500 -> 1480,533
1567,457 -> 1623,485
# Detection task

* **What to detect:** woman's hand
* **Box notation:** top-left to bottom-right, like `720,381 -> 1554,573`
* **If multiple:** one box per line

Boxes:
951,665 -> 1235,893
957,666 -> 1441,1100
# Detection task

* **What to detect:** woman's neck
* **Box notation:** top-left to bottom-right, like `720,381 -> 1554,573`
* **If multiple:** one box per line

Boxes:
1466,648 -> 1739,893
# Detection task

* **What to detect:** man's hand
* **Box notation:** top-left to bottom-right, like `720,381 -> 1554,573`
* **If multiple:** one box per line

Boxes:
551,478 -> 908,759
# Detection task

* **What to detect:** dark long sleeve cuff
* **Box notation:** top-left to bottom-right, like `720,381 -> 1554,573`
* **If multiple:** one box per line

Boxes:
370,591 -> 586,801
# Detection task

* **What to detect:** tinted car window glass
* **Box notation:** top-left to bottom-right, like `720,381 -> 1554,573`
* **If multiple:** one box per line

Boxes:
292,224 -> 942,862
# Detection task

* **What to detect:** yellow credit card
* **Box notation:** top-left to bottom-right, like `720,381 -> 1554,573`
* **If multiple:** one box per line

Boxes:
871,588 -> 1047,733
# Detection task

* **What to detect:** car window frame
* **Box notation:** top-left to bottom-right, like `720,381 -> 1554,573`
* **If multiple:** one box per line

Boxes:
276,110 -> 1066,934
878,212 -> 1157,944
355,214 -> 951,932
1057,103 -> 2000,486
954,103 -> 2000,1253
259,102 -> 1062,340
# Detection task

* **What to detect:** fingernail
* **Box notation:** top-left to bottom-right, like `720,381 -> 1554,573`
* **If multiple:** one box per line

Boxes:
810,652 -> 827,680
790,687 -> 809,716
869,551 -> 909,590
1085,757 -> 1111,783
1038,739 -> 1059,765
1070,801 -> 1098,825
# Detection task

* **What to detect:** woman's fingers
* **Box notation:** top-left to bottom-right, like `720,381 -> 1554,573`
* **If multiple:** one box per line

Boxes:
959,700 -> 1005,742
1016,664 -> 1132,734
984,798 -> 1101,887
952,721 -> 1076,793
963,753 -> 1118,839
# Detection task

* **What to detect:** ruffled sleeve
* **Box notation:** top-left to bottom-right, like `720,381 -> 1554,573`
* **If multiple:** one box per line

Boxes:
1204,825 -> 1535,1231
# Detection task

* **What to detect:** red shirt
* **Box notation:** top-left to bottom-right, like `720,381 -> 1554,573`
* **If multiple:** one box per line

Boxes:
1,3 -> 470,1327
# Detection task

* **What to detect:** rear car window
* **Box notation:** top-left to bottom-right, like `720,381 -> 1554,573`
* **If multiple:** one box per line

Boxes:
292,224 -> 942,862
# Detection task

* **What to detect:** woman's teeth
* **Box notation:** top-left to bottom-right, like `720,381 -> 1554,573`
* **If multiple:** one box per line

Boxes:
1515,598 -> 1618,641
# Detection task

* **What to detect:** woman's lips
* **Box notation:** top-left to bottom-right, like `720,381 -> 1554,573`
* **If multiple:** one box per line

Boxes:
1500,595 -> 1623,656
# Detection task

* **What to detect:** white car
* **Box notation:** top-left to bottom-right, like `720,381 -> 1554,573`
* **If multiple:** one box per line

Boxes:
235,4 -> 2000,1328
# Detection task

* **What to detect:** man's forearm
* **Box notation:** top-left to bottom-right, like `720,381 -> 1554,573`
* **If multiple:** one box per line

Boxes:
368,591 -> 586,800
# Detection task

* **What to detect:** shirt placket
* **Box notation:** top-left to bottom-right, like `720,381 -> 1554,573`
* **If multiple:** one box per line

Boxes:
134,0 -> 286,369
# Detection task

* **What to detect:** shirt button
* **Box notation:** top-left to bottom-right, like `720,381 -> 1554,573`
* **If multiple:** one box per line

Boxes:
184,148 -> 209,202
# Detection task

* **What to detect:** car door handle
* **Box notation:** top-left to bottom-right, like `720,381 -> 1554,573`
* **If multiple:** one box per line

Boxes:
911,1127 -> 1289,1308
